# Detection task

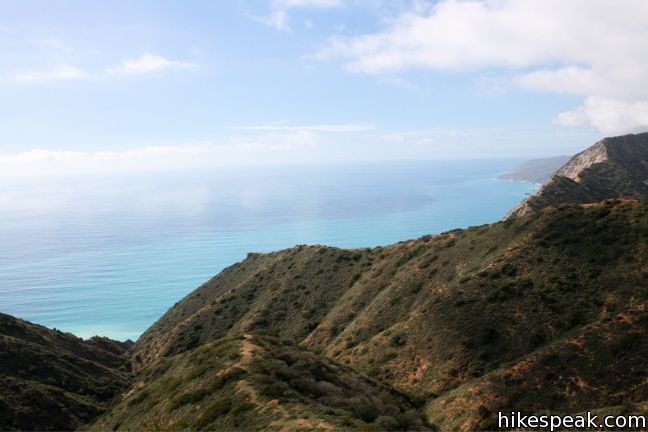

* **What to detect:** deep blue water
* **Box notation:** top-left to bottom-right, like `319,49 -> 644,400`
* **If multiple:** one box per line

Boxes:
0,160 -> 537,340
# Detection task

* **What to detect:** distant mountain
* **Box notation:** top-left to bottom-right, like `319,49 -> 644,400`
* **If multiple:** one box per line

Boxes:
4,132 -> 648,431
507,132 -> 648,218
0,313 -> 131,431
499,155 -> 570,184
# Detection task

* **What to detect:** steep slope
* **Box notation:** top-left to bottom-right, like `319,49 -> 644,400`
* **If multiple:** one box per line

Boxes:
92,334 -> 426,431
0,313 -> 132,431
123,197 -> 648,430
499,155 -> 570,184
426,305 -> 648,430
506,132 -> 648,218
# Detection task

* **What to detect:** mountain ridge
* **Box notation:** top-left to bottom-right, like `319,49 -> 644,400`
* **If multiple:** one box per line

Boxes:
3,132 -> 648,431
112,196 -> 648,430
506,132 -> 648,218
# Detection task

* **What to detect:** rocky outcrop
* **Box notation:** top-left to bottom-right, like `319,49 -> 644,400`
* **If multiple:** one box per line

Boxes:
506,132 -> 648,218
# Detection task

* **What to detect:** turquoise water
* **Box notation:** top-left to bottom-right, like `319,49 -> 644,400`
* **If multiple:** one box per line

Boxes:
0,160 -> 537,340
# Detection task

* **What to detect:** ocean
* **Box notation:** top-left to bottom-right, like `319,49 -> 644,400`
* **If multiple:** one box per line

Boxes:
0,160 -> 537,340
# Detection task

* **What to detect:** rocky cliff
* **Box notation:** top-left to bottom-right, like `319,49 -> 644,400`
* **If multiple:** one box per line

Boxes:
506,132 -> 648,218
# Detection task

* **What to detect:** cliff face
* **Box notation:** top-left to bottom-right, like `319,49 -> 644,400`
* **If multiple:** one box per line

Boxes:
506,132 -> 648,218
0,313 -> 132,431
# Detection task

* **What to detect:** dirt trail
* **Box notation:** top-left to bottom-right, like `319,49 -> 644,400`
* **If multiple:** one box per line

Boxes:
233,335 -> 337,429
240,335 -> 257,364
234,335 -> 289,419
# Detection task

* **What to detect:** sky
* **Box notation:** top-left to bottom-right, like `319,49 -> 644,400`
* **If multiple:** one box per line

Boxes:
1,0 -> 647,176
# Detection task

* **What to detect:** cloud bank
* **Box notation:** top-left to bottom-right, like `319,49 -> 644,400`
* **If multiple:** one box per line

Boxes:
315,0 -> 648,134
0,124 -> 369,177
0,142 -> 305,177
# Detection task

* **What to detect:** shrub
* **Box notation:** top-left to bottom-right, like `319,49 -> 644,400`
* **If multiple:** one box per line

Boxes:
476,327 -> 500,345
230,401 -> 255,416
193,397 -> 232,429
289,378 -> 325,397
394,409 -> 424,431
260,382 -> 288,399
349,273 -> 362,287
382,352 -> 398,362
355,423 -> 384,431
374,415 -> 399,431
352,403 -> 381,422
127,390 -> 148,407
167,387 -> 210,411
409,282 -> 423,294
220,366 -> 246,385
389,334 -> 406,347
419,254 -> 438,269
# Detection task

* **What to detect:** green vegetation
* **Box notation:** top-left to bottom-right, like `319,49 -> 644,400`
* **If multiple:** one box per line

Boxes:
123,197 -> 648,431
91,335 -> 426,431
6,134 -> 648,431
0,313 -> 131,431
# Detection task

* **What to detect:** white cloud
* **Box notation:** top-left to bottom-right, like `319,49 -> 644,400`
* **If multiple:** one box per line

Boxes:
256,10 -> 290,30
12,54 -> 198,82
13,64 -> 89,82
314,0 -> 648,134
274,0 -> 343,8
555,97 -> 648,134
0,123 -> 367,178
0,145 -> 212,177
230,130 -> 320,151
381,133 -> 405,143
257,0 -> 343,30
229,123 -> 373,132
514,67 -> 604,97
0,145 -> 214,177
0,131 -> 323,178
106,54 -> 197,75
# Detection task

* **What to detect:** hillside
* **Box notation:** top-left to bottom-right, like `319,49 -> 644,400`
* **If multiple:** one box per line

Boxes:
0,313 -> 132,431
112,196 -> 648,431
499,155 -> 570,184
3,133 -> 648,431
506,132 -> 648,218
92,334 -> 426,431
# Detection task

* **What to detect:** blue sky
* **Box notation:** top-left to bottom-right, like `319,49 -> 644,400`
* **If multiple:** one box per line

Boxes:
1,0 -> 647,175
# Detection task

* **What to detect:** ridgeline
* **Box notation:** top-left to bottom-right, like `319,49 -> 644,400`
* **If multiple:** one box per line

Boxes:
3,132 -> 648,431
